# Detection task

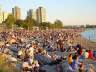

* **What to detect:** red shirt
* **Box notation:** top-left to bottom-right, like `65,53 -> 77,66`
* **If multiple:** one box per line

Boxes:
88,51 -> 93,59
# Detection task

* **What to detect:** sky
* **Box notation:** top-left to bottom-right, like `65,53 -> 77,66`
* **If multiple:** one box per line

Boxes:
0,0 -> 96,25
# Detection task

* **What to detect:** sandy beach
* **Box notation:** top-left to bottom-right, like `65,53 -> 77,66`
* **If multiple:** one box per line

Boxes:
74,34 -> 96,50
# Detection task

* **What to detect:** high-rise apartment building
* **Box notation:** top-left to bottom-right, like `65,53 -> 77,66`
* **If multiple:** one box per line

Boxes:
27,9 -> 36,20
0,12 -> 9,23
12,6 -> 21,20
2,12 -> 9,21
36,7 -> 46,23
0,14 -> 3,23
0,6 -> 3,23
0,6 -> 9,23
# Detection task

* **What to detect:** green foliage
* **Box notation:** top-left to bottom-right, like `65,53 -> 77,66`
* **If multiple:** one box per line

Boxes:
49,20 -> 64,29
53,20 -> 64,28
25,16 -> 37,29
16,20 -> 28,29
4,15 -> 64,29
39,22 -> 51,30
4,14 -> 15,29
15,17 -> 37,29
39,20 -> 64,30
86,24 -> 96,28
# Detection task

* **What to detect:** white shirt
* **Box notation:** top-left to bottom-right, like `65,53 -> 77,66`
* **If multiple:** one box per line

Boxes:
22,62 -> 29,68
29,47 -> 34,57
84,52 -> 89,58
18,50 -> 23,55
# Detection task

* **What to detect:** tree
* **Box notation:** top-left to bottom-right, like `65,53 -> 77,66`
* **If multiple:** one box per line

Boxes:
15,17 -> 37,29
39,22 -> 51,30
53,20 -> 64,28
15,20 -> 28,29
21,20 -> 28,29
15,20 -> 23,27
4,14 -> 15,29
25,16 -> 37,29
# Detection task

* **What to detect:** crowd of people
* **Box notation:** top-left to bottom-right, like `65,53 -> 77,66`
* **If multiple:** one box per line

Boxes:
68,48 -> 95,72
0,29 -> 96,72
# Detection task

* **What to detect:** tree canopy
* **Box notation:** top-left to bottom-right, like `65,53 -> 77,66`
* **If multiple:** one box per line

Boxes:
4,15 -> 64,30
53,20 -> 64,28
4,14 -> 15,29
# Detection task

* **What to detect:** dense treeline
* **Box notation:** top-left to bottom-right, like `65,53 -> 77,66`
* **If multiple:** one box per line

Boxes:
2,14 -> 64,30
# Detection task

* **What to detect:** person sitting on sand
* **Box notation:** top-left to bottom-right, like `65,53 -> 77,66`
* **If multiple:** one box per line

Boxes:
22,61 -> 29,71
28,44 -> 34,58
89,64 -> 95,72
70,54 -> 82,72
68,53 -> 73,65
17,49 -> 23,59
88,50 -> 94,59
83,50 -> 89,59
79,62 -> 85,72
77,48 -> 83,56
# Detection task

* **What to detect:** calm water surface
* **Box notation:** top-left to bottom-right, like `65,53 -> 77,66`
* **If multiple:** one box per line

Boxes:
81,29 -> 96,42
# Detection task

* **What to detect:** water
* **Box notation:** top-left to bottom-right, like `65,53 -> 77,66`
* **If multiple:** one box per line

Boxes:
81,29 -> 96,42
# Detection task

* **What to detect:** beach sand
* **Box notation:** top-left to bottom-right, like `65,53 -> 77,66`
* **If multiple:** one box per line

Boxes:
74,35 -> 96,50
